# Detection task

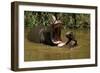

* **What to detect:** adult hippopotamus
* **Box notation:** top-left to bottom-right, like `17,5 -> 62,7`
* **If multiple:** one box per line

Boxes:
27,15 -> 65,46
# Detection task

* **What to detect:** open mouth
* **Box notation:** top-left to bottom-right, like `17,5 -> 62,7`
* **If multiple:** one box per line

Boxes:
51,23 -> 62,43
51,23 -> 65,47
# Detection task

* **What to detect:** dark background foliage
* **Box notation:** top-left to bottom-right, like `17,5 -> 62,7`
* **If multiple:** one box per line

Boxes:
24,11 -> 90,30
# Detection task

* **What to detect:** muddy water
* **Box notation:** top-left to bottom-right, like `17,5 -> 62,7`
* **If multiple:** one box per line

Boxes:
24,28 -> 90,61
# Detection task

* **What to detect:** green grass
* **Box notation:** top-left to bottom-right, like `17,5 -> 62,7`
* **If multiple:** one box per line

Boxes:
24,28 -> 90,61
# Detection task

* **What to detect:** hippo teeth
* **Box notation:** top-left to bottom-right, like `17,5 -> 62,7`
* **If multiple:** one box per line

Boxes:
52,40 -> 62,44
57,42 -> 66,47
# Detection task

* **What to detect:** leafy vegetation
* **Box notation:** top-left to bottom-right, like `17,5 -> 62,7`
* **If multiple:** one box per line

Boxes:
24,11 -> 90,30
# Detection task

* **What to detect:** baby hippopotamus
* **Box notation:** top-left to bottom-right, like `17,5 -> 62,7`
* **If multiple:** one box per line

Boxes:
65,31 -> 78,48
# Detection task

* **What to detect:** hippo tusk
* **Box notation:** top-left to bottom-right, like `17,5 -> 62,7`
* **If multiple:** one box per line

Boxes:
51,39 -> 66,47
51,39 -> 62,44
57,42 -> 66,47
